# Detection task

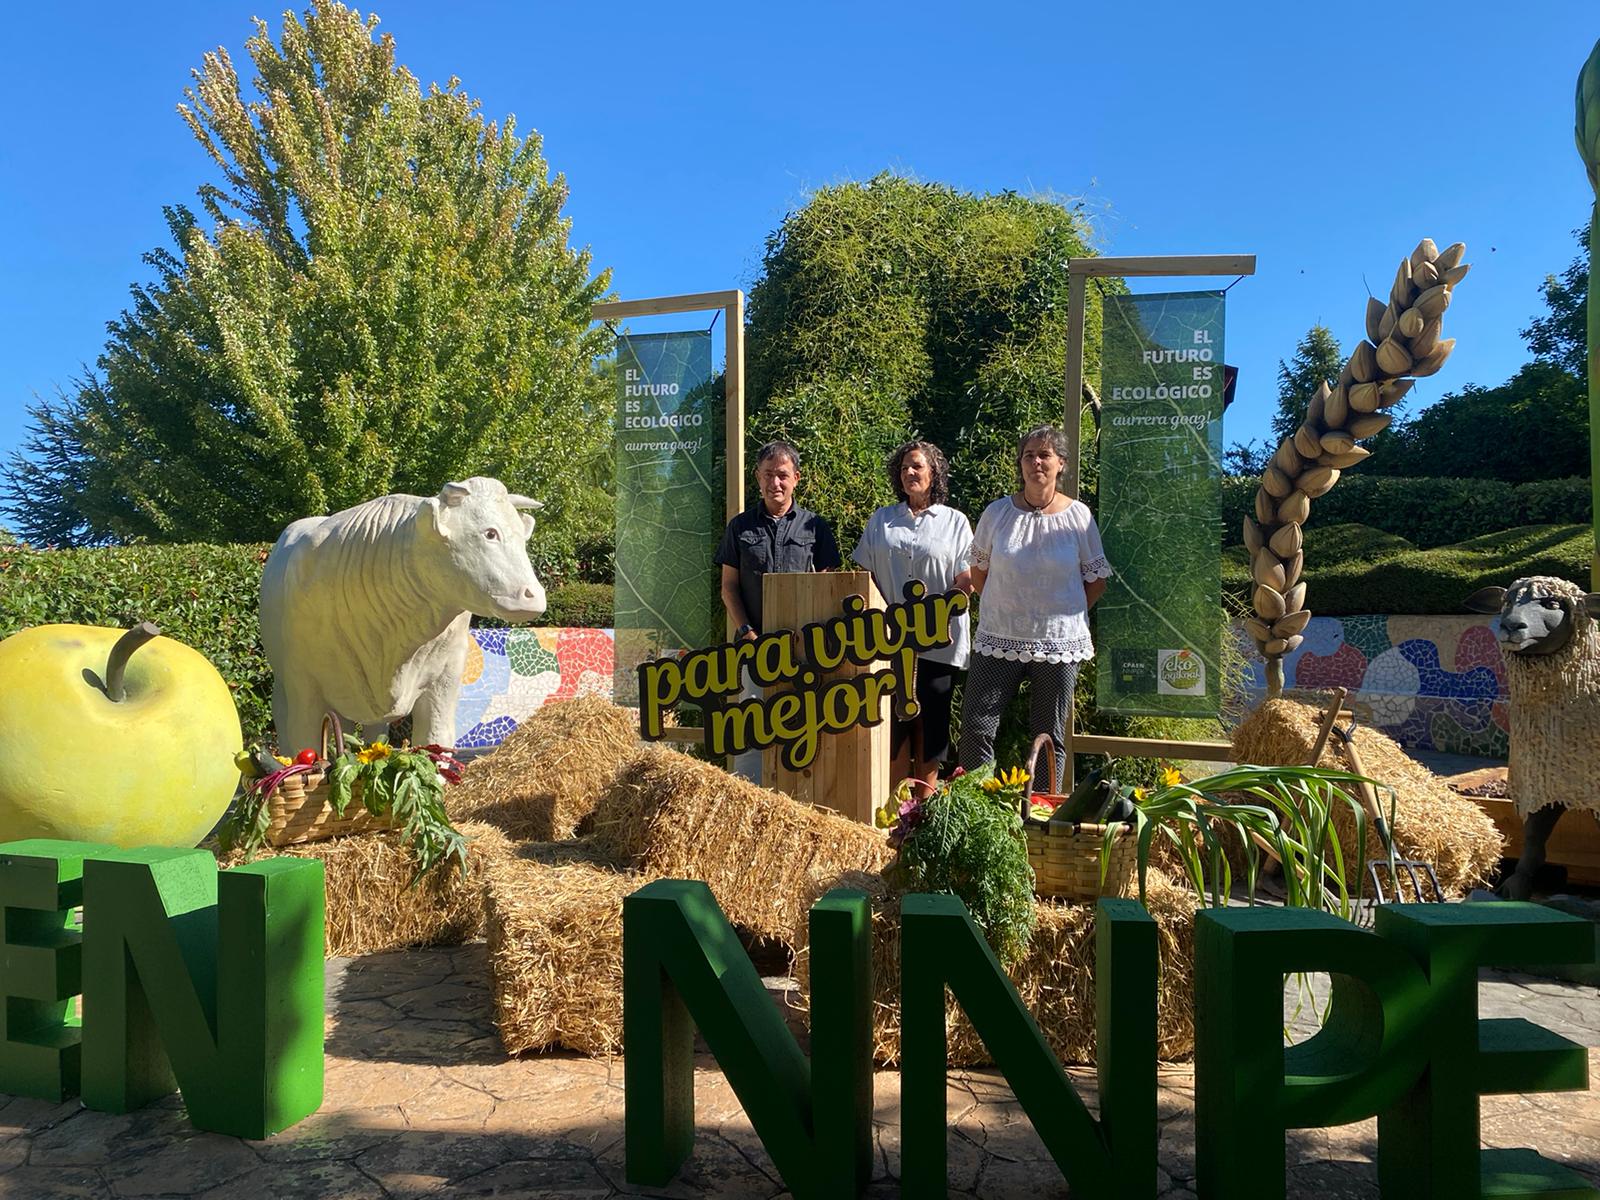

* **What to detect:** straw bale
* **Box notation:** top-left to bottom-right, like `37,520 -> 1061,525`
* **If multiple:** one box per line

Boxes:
1230,698 -> 1502,896
591,744 -> 893,941
450,697 -> 641,841
216,820 -> 515,957
791,869 -> 1199,1066
482,842 -> 646,1056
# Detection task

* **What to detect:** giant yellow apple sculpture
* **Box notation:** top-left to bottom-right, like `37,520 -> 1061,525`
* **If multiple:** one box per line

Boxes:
0,622 -> 242,847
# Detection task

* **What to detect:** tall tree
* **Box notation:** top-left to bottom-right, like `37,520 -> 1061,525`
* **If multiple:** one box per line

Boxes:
746,176 -> 1106,547
1270,325 -> 1343,446
3,1 -> 612,571
1521,223 -> 1589,379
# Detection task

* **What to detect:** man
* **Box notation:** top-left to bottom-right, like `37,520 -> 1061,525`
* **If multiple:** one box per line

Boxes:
714,440 -> 841,780
714,440 -> 842,641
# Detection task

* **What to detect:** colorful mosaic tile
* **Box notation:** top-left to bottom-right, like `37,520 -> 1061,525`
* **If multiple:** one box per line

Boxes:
454,627 -> 617,749
1239,614 -> 1509,759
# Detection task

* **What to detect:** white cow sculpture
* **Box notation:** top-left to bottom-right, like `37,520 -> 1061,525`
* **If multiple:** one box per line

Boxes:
260,477 -> 547,754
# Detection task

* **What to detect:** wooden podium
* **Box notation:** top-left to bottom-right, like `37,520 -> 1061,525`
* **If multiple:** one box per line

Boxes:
760,571 -> 890,823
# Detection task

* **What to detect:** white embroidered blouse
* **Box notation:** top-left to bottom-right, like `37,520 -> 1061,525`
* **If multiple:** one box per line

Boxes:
970,497 -> 1113,663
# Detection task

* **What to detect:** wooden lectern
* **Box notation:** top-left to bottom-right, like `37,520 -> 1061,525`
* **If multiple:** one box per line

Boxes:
759,571 -> 891,823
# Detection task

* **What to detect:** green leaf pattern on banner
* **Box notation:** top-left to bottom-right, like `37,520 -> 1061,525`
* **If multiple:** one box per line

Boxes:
614,333 -> 722,703
1096,292 -> 1224,718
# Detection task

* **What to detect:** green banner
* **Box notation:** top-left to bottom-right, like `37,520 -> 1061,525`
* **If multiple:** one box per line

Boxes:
614,332 -> 721,703
1095,291 -> 1224,717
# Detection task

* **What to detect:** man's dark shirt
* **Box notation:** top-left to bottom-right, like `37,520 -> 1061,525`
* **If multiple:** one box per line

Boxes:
714,502 -> 842,632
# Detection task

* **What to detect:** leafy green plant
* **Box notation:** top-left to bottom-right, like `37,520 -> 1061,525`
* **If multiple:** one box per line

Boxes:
1106,764 -> 1396,922
222,737 -> 468,881
883,765 -> 1036,965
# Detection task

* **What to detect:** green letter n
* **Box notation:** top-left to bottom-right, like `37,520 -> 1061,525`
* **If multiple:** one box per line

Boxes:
900,894 -> 1158,1200
80,848 -> 325,1139
623,879 -> 871,1199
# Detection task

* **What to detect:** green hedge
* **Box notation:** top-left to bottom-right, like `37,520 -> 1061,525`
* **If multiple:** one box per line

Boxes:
0,540 -> 276,743
541,582 -> 613,629
1221,475 -> 1592,549
0,539 -> 617,745
1222,523 -> 1594,615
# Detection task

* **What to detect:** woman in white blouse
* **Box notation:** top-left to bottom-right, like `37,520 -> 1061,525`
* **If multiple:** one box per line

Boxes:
852,440 -> 973,787
957,425 -> 1112,790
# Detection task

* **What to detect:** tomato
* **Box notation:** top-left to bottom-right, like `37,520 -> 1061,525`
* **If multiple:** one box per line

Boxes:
294,748 -> 319,766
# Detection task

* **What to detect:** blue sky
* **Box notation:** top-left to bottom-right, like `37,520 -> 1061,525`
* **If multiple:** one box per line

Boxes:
1,1 -> 1596,471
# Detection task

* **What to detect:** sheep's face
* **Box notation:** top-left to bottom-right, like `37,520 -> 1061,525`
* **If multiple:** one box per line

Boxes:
1464,578 -> 1600,657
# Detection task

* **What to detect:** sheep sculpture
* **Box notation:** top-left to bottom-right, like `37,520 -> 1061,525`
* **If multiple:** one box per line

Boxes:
1464,575 -> 1600,899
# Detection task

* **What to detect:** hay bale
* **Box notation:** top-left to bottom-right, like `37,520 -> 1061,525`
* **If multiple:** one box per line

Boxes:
450,697 -> 641,841
482,842 -> 644,1056
217,820 -> 515,957
1230,698 -> 1503,896
591,744 -> 893,942
791,870 -> 1198,1066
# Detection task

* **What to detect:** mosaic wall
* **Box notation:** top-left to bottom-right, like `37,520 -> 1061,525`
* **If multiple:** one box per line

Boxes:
454,627 -> 616,749
453,618 -> 1509,760
1237,614 -> 1508,758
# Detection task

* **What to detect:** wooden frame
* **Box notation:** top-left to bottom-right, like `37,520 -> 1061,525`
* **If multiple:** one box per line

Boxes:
1061,254 -> 1256,783
592,291 -> 745,745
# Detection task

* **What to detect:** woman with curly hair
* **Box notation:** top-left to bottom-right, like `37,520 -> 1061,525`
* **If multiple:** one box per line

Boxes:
851,439 -> 973,787
957,425 -> 1112,790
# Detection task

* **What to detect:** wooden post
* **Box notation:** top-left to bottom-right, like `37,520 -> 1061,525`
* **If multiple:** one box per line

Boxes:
760,572 -> 890,823
1063,272 -> 1087,499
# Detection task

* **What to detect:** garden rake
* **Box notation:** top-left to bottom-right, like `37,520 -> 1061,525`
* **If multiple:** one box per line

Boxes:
1326,714 -> 1445,903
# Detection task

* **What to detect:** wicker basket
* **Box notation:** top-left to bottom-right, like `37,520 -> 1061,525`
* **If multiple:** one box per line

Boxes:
1019,734 -> 1136,902
265,713 -> 395,847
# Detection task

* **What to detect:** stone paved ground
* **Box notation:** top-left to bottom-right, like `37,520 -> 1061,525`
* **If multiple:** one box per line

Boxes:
2,942 -> 1596,1199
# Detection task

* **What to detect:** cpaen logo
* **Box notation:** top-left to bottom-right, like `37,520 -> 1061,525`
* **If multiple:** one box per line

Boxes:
1157,648 -> 1203,694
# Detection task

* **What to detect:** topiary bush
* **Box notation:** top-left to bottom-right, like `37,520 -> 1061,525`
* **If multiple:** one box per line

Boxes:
1222,475 -> 1592,550
747,174 -> 1113,550
1222,523 -> 1594,615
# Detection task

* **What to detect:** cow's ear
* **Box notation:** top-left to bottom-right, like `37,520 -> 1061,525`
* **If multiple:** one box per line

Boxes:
519,510 -> 536,539
1463,586 -> 1507,614
439,481 -> 472,508
419,497 -> 448,540
1585,594 -> 1600,618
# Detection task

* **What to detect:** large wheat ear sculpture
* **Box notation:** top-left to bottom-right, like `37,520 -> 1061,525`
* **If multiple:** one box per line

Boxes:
1249,238 -> 1471,697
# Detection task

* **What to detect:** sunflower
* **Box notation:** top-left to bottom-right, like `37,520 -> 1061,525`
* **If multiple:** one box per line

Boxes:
357,742 -> 392,765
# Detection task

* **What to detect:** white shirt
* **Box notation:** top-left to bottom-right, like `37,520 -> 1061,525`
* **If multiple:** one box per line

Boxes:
851,501 -> 973,667
970,496 -> 1113,663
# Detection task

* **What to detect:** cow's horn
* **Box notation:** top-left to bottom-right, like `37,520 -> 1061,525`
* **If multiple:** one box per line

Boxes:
440,481 -> 471,507
508,494 -> 544,511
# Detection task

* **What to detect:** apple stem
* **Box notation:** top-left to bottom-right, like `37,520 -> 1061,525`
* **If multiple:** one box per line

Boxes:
104,622 -> 161,702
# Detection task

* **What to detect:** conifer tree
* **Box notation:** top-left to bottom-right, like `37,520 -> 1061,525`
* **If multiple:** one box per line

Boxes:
1270,325 -> 1343,447
4,1 -> 611,567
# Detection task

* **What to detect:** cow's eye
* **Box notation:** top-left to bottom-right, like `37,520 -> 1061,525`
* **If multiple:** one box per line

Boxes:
485,528 -> 500,541
1540,597 -> 1561,609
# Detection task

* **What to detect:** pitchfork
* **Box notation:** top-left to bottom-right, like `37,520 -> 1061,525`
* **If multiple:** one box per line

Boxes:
1325,713 -> 1445,904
